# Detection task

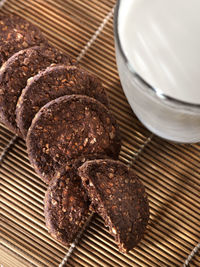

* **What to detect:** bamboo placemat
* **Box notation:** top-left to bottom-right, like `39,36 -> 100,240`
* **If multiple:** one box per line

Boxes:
0,1 -> 199,266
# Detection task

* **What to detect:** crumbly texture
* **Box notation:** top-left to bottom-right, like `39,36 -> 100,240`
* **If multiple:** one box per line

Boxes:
0,13 -> 47,66
44,164 -> 90,245
0,44 -> 74,136
16,64 -> 109,138
78,159 -> 149,253
44,154 -> 108,244
26,95 -> 121,182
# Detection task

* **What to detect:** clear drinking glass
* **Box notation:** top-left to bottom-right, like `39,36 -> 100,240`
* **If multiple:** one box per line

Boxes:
114,0 -> 200,143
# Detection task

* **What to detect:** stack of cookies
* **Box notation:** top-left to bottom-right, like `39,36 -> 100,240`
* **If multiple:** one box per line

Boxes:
0,13 -> 149,253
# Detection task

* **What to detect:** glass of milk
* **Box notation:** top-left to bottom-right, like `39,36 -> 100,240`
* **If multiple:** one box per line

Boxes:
114,0 -> 200,143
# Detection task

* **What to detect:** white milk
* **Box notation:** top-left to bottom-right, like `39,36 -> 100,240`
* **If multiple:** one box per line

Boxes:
115,0 -> 200,142
119,0 -> 200,104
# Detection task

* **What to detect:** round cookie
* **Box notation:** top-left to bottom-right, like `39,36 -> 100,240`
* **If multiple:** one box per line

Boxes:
0,44 -> 74,136
78,159 -> 149,253
16,64 -> 109,138
26,95 -> 121,181
44,155 -> 107,245
0,13 -> 47,67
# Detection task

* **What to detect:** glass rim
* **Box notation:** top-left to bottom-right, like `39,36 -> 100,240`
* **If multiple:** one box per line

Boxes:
114,0 -> 200,111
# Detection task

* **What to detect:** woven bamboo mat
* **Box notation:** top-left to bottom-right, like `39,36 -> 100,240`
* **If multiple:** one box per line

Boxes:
0,0 -> 200,266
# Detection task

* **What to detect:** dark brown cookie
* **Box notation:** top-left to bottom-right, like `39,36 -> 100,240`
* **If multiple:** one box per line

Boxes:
16,64 -> 109,138
44,166 -> 90,246
78,159 -> 149,253
44,154 -> 107,245
0,13 -> 47,66
26,95 -> 121,182
0,44 -> 75,136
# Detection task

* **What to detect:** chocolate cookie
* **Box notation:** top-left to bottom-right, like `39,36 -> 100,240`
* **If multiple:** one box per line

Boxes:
44,154 -> 107,244
0,13 -> 47,66
16,64 -> 109,138
26,95 -> 121,181
78,159 -> 149,253
0,44 -> 74,135
44,162 -> 89,245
